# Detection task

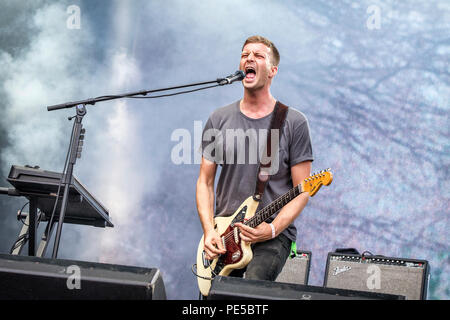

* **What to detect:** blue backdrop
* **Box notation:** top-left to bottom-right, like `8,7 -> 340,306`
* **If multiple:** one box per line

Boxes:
0,0 -> 448,299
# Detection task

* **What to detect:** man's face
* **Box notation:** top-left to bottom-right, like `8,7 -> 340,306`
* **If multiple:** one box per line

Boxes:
239,42 -> 277,90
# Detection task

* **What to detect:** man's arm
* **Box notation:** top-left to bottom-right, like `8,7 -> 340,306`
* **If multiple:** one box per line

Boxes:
237,160 -> 312,243
196,157 -> 226,259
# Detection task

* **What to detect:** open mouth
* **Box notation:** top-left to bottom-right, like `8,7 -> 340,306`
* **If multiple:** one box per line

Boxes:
245,66 -> 256,81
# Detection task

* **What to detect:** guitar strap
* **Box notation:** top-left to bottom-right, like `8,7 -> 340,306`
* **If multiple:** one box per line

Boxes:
253,101 -> 289,201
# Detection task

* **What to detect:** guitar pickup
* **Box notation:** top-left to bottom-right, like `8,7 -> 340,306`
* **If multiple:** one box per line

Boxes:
221,236 -> 226,250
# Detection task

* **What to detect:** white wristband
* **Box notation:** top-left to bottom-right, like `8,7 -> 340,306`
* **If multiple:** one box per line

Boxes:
269,223 -> 276,239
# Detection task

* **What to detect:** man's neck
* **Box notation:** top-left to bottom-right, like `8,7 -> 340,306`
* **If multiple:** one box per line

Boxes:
240,88 -> 276,119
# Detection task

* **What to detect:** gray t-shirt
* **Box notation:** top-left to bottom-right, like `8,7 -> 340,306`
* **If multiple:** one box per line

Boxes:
200,100 -> 313,241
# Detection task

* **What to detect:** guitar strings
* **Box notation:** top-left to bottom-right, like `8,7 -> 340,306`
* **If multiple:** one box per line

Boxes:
218,171 -> 327,250
207,172 -> 328,271
220,186 -> 300,246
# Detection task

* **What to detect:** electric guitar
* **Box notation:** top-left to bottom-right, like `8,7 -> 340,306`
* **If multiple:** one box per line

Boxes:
195,169 -> 333,296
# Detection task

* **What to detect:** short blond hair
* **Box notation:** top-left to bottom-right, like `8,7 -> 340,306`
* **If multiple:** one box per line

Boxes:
242,35 -> 280,66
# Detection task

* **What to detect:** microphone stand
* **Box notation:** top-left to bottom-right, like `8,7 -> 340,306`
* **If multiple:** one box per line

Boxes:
50,104 -> 86,258
47,73 -> 242,258
47,76 -> 237,111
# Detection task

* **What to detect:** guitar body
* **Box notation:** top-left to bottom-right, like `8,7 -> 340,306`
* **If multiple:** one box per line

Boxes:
196,196 -> 260,297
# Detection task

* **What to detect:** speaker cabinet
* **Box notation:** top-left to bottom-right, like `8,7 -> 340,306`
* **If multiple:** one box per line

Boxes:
0,253 -> 166,300
208,276 -> 404,300
275,250 -> 311,285
324,252 -> 429,300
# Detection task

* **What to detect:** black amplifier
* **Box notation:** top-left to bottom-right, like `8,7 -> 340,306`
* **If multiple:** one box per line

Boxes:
275,250 -> 311,285
0,253 -> 166,300
209,276 -> 405,300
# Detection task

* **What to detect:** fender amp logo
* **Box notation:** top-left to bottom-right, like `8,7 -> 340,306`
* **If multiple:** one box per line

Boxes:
333,265 -> 351,276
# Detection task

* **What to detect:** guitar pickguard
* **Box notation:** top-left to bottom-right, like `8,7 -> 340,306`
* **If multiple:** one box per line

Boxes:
220,225 -> 244,264
230,205 -> 247,226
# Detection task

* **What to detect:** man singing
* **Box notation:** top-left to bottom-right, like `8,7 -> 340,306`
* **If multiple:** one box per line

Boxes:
196,35 -> 313,282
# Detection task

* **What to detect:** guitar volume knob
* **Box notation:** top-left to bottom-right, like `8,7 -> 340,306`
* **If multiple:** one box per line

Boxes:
232,251 -> 241,261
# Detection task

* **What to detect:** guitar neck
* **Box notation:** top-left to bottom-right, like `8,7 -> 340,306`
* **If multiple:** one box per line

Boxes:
245,184 -> 302,228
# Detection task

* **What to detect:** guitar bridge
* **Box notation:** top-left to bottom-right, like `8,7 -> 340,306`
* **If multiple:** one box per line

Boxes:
234,227 -> 239,243
202,250 -> 211,269
222,236 -> 226,250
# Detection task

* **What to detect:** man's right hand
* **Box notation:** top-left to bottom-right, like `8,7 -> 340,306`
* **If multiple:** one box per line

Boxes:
203,229 -> 226,260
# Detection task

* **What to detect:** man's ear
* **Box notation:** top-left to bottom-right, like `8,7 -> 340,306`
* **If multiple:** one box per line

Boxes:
269,65 -> 278,79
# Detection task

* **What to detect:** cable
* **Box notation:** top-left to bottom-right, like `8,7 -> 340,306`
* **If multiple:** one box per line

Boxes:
93,84 -> 221,102
9,234 -> 28,254
91,80 -> 221,102
10,203 -> 44,254
17,202 -> 43,227
17,201 -> 30,226
45,116 -> 76,247
191,264 -> 217,281
126,84 -> 221,99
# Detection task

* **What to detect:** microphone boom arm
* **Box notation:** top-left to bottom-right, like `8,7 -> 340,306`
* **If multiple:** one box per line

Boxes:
47,71 -> 244,112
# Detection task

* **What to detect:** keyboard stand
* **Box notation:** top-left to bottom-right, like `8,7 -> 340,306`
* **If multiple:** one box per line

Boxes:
1,165 -> 113,258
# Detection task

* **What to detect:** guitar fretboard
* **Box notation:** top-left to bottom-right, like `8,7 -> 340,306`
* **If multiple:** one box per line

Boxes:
245,185 -> 302,228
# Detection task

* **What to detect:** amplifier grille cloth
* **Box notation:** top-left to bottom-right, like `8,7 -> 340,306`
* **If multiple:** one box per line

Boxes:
276,254 -> 310,285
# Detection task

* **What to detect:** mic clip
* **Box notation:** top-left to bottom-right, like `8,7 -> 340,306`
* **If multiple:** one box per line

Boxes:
217,70 -> 245,86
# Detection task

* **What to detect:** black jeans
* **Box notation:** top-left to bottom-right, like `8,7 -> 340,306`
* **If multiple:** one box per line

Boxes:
229,233 -> 291,281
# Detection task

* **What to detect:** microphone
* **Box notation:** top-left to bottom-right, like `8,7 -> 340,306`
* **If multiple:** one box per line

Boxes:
217,70 -> 245,85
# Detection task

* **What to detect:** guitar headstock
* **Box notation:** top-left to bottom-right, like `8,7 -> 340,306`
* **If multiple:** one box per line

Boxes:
300,169 -> 333,197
